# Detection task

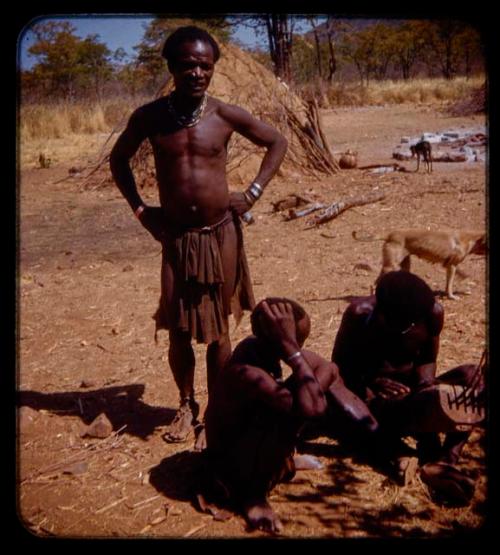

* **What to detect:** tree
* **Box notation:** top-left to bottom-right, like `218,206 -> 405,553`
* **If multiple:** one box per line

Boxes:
425,20 -> 469,80
264,14 -> 294,82
392,21 -> 427,80
28,21 -> 82,99
340,23 -> 396,84
307,16 -> 324,78
457,25 -> 483,78
26,21 -> 114,100
79,35 -> 112,100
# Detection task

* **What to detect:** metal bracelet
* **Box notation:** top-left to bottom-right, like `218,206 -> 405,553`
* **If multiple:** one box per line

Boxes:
134,204 -> 146,219
286,351 -> 303,364
246,181 -> 263,201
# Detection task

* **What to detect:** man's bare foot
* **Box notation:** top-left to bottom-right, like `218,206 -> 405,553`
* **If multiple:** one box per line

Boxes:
163,400 -> 198,443
193,424 -> 206,452
243,498 -> 283,534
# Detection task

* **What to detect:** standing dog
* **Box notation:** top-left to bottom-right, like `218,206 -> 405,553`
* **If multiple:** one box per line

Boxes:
410,140 -> 433,173
353,230 -> 486,299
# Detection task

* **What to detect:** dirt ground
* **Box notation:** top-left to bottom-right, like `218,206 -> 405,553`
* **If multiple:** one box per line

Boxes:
17,104 -> 488,539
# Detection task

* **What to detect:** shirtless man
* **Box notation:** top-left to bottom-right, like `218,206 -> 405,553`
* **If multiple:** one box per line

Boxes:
331,271 -> 485,505
110,27 -> 287,446
203,298 -> 336,533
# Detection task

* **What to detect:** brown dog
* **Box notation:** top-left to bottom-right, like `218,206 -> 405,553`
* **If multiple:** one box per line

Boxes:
364,229 -> 486,299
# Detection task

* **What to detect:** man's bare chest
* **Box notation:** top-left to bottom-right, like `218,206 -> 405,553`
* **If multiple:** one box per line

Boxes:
149,114 -> 232,159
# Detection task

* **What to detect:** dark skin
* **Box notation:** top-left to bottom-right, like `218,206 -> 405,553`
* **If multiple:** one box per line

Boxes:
332,295 -> 444,401
330,295 -> 476,467
109,39 -> 287,439
205,300 -> 336,533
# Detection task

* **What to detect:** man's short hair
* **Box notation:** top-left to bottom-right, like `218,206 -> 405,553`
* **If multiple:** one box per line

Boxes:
161,25 -> 220,65
251,297 -> 310,345
375,271 -> 435,322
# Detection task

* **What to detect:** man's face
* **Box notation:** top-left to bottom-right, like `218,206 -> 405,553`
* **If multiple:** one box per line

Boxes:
375,307 -> 425,339
169,40 -> 215,99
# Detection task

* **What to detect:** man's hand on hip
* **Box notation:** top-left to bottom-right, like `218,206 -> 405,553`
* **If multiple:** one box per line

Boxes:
229,191 -> 253,216
138,206 -> 165,242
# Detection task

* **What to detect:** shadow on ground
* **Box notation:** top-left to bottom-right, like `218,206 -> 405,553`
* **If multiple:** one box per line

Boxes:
17,384 -> 176,439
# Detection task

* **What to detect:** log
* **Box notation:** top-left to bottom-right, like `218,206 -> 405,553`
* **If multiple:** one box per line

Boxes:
283,202 -> 327,221
271,193 -> 313,213
306,191 -> 386,227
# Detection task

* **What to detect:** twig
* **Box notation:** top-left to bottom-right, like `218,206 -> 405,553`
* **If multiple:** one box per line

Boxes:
184,522 -> 208,537
127,495 -> 161,510
21,424 -> 128,483
95,495 -> 128,514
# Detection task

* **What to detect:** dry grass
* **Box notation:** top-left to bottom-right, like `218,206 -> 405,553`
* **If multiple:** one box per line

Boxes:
300,76 -> 485,108
19,97 -> 150,141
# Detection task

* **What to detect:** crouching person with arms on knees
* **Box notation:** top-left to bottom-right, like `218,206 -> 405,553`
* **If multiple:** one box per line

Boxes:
203,298 -> 337,534
329,270 -> 486,505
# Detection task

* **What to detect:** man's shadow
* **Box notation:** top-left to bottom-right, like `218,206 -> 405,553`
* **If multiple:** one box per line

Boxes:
17,384 -> 176,439
148,449 -> 206,503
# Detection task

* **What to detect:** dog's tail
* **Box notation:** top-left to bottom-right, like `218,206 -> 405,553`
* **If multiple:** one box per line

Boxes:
352,230 -> 385,242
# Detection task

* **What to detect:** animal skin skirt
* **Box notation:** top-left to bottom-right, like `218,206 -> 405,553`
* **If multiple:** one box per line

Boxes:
154,211 -> 255,344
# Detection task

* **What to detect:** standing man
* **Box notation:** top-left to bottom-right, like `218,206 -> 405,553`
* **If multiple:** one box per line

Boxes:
110,26 -> 287,446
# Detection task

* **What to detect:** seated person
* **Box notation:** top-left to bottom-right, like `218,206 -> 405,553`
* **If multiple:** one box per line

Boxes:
330,270 -> 485,505
203,297 -> 342,533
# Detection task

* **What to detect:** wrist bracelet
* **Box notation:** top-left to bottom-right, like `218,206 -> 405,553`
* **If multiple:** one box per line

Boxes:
243,191 -> 255,206
286,351 -> 302,364
245,181 -> 263,202
134,204 -> 146,219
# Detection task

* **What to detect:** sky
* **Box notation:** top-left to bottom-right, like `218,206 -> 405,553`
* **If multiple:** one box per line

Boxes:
17,15 -> 270,70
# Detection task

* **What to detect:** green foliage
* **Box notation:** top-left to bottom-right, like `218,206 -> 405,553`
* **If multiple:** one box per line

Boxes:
20,17 -> 484,104
26,21 -> 114,100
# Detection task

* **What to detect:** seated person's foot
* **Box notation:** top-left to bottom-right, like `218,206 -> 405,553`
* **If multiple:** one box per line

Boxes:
163,399 -> 199,443
394,456 -> 419,486
243,498 -> 283,534
419,461 -> 475,506
193,423 -> 207,452
293,454 -> 324,471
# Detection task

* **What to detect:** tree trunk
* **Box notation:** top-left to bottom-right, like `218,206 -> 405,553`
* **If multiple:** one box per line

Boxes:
265,14 -> 292,82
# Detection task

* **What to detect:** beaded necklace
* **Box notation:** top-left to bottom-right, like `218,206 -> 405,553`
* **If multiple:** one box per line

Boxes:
166,92 -> 208,128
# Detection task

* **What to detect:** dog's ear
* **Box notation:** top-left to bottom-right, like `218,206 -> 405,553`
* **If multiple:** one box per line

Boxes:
473,235 -> 487,255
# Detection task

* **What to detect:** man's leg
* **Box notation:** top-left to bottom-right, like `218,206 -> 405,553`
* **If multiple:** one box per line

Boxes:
163,328 -> 200,443
206,333 -> 232,394
193,220 -> 238,451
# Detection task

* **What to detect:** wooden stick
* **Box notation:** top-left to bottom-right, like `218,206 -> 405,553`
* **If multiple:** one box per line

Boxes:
95,496 -> 128,514
283,202 -> 327,221
306,192 -> 385,227
311,99 -> 340,170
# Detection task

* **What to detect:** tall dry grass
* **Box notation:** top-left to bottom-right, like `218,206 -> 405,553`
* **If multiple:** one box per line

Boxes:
19,96 -> 151,141
300,75 -> 485,108
19,76 -> 484,142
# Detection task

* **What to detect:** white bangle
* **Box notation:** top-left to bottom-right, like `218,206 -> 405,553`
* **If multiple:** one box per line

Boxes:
134,204 -> 146,219
286,351 -> 302,364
